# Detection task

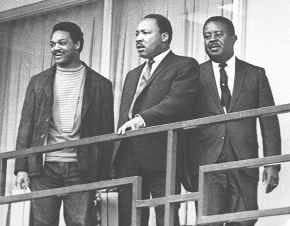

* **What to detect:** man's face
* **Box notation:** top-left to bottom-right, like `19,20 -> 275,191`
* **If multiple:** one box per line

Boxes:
135,18 -> 165,59
50,30 -> 80,68
203,21 -> 236,62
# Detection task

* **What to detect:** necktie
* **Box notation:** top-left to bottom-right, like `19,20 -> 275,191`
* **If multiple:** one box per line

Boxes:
219,62 -> 231,111
128,59 -> 154,118
142,58 -> 154,81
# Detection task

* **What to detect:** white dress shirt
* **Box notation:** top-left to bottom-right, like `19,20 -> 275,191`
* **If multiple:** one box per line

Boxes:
212,55 -> 236,97
212,56 -> 236,113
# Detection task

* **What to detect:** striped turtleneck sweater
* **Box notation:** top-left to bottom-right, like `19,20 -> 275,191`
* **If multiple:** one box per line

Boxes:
46,64 -> 86,162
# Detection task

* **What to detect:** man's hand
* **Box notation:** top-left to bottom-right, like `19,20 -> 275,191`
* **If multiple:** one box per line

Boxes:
117,115 -> 146,135
15,171 -> 30,190
262,166 -> 279,193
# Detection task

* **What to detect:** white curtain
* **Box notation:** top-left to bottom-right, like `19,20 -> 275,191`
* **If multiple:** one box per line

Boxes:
0,0 -> 246,225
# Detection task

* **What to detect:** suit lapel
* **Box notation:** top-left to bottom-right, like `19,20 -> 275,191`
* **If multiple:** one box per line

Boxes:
145,51 -> 174,88
120,51 -> 177,123
42,66 -> 56,100
127,64 -> 144,107
131,52 -> 174,113
81,66 -> 94,120
202,61 -> 224,113
229,58 -> 246,111
118,64 -> 144,127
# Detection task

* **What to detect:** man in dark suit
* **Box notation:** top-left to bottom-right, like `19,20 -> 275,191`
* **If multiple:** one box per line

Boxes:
194,16 -> 281,226
15,22 -> 114,226
113,14 -> 200,226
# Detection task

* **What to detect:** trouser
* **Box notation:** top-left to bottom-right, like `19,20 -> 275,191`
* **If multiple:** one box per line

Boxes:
201,137 -> 258,226
202,170 -> 258,226
116,148 -> 180,226
30,162 -> 94,226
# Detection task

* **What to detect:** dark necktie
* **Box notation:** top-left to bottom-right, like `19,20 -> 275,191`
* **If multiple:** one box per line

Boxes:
219,62 -> 231,111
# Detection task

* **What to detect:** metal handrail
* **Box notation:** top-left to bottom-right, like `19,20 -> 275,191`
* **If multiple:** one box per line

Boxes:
0,176 -> 142,226
197,154 -> 290,224
1,103 -> 290,226
1,103 -> 289,160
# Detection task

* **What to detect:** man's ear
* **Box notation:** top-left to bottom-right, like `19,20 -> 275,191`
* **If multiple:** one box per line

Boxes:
233,34 -> 237,43
74,41 -> 81,51
161,33 -> 169,43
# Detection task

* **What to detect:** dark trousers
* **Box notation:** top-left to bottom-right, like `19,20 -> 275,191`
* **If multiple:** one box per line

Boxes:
30,162 -> 94,226
202,137 -> 258,226
116,148 -> 180,226
203,170 -> 258,226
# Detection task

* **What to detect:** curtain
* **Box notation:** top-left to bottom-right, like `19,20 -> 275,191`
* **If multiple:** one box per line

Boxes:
0,0 -> 246,225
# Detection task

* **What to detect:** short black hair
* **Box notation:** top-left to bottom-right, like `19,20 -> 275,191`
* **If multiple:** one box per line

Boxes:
203,16 -> 236,36
51,22 -> 84,52
144,14 -> 173,44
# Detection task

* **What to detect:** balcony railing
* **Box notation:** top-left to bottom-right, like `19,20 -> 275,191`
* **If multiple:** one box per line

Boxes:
1,103 -> 290,226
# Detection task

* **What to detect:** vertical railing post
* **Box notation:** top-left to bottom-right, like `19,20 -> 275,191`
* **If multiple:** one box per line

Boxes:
0,158 -> 7,196
197,167 -> 206,224
132,176 -> 142,226
164,129 -> 178,226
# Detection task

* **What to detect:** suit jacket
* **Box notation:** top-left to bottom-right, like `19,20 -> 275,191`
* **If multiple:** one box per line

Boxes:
113,51 -> 200,172
15,62 -> 114,182
193,58 -> 281,180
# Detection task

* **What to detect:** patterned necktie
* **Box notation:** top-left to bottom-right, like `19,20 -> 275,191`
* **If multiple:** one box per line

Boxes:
219,62 -> 231,111
128,58 -> 155,118
142,58 -> 154,81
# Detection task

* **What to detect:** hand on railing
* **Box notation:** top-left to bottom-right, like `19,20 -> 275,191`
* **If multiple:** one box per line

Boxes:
15,171 -> 30,190
263,166 -> 279,193
117,115 -> 145,135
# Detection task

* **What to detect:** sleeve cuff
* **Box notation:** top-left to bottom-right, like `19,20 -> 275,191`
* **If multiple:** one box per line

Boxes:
134,114 -> 146,127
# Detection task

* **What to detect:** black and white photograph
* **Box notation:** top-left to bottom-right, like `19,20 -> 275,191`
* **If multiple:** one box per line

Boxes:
0,0 -> 289,226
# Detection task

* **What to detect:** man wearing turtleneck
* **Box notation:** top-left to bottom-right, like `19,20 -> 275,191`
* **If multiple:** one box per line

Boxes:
15,22 -> 114,226
46,65 -> 85,162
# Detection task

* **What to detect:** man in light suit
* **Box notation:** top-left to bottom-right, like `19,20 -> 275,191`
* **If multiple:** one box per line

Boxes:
193,16 -> 281,226
112,14 -> 200,226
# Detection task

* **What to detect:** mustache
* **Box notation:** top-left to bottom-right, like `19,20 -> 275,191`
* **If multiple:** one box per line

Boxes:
136,41 -> 145,48
207,41 -> 221,48
52,50 -> 64,55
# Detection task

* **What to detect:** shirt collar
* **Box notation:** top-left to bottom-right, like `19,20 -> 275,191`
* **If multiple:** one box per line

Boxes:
212,55 -> 235,70
147,49 -> 171,74
226,54 -> 235,70
150,49 -> 170,63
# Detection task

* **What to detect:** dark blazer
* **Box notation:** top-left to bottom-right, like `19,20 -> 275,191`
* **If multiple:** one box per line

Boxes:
113,51 -> 200,172
194,58 -> 281,179
15,62 -> 114,181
